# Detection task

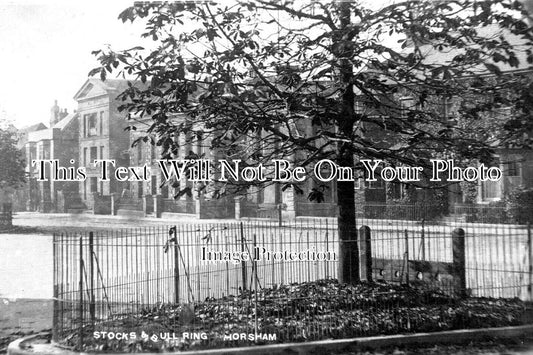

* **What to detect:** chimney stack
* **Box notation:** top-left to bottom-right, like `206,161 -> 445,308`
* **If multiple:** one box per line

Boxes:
50,100 -> 60,127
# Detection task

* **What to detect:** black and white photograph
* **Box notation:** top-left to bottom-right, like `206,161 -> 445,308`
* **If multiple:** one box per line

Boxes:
1,0 -> 533,354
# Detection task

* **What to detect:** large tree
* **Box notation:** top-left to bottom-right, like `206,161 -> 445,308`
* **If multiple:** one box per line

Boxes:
92,0 -> 533,283
0,126 -> 26,190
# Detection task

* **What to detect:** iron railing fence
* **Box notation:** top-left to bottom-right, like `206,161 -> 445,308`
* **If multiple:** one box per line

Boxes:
245,203 -> 530,225
52,211 -> 533,351
452,203 -> 523,224
162,199 -> 196,214
53,284 -> 528,352
359,203 -> 447,221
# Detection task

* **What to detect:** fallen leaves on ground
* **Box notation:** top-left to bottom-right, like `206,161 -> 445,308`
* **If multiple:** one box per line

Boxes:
62,279 -> 527,353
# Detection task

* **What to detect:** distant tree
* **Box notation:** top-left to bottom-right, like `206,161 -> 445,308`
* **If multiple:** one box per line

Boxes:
0,126 -> 25,190
92,0 -> 533,283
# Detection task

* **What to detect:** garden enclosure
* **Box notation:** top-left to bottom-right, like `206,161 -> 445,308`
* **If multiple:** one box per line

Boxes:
52,205 -> 533,351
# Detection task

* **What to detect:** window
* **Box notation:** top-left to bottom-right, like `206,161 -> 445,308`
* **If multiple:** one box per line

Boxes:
174,181 -> 181,198
389,183 -> 404,200
481,158 -> 502,201
83,148 -> 88,166
90,147 -> 98,163
138,181 -> 144,198
400,96 -> 416,118
122,181 -> 131,198
367,178 -> 385,190
90,177 -> 98,193
440,96 -> 455,119
506,161 -> 520,177
481,180 -> 501,200
87,113 -> 98,136
196,131 -> 204,157
99,112 -> 104,135
137,144 -> 143,164
161,173 -> 169,198
363,167 -> 385,189
151,144 -> 156,161
82,114 -> 87,137
151,175 -> 157,195
354,99 -> 365,115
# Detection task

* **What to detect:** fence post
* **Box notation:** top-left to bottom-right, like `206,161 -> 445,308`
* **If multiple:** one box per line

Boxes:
110,193 -> 117,216
325,219 -> 330,278
240,222 -> 247,292
78,236 -> 84,351
452,228 -> 467,298
195,199 -> 202,219
53,284 -> 58,342
142,195 -> 148,217
404,229 -> 409,287
154,195 -> 162,218
527,222 -> 533,301
89,232 -> 95,325
174,226 -> 180,304
253,233 -> 258,341
359,226 -> 372,282
3,203 -> 12,226
234,197 -> 241,220
420,219 -> 426,260
52,234 -> 58,343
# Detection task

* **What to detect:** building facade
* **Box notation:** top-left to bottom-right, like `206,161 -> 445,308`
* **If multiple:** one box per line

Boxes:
73,79 -> 131,210
13,68 -> 533,220
22,102 -> 80,212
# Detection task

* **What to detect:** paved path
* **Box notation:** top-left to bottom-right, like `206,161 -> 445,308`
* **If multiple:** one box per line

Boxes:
0,232 -> 54,353
0,234 -> 52,299
12,212 -> 215,231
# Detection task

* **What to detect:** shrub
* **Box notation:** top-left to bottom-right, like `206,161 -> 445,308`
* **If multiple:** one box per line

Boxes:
506,187 -> 533,224
463,201 -> 508,223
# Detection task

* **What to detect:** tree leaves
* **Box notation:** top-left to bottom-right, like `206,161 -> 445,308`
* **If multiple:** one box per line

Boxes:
118,7 -> 136,23
484,63 -> 502,76
89,0 -> 533,210
0,125 -> 26,190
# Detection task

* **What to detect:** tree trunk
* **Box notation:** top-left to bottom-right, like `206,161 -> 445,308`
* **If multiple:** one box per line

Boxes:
336,1 -> 360,284
337,177 -> 359,283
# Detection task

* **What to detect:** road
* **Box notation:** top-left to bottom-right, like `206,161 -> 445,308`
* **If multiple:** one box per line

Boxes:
12,211 -> 223,232
0,233 -> 53,299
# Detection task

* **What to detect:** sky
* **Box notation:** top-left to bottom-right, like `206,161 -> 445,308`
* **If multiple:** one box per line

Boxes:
0,0 -> 400,130
2,0 -> 529,129
0,1 -> 145,128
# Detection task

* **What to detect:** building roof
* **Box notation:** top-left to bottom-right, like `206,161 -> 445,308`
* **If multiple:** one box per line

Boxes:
18,122 -> 47,134
52,112 -> 78,130
27,128 -> 54,142
405,24 -> 532,77
73,78 -> 147,101
359,24 -> 532,87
